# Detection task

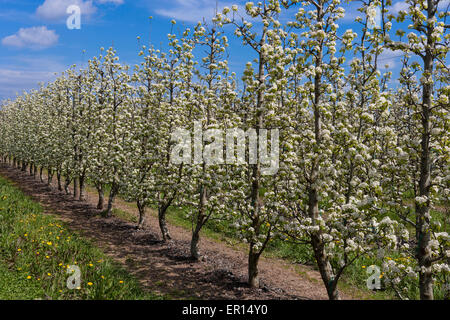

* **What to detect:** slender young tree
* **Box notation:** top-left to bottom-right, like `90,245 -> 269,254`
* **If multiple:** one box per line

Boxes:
380,0 -> 450,300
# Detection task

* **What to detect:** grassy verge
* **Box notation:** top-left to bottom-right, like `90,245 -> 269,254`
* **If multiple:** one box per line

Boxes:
0,175 -> 161,300
0,260 -> 46,299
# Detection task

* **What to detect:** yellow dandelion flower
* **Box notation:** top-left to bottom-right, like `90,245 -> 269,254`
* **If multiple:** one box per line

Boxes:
47,241 -> 52,246
119,281 -> 124,284
26,275 -> 31,279
47,273 -> 51,276
362,266 -> 366,269
87,282 -> 93,286
17,248 -> 22,252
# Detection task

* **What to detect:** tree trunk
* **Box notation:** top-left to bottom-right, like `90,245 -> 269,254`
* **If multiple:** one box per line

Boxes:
416,1 -> 435,300
33,165 -> 37,178
158,206 -> 171,242
190,186 -> 207,260
311,232 -> 340,300
29,163 -> 33,176
245,26 -> 266,289
96,184 -> 104,210
73,177 -> 79,199
57,171 -> 63,191
104,183 -> 118,217
190,227 -> 201,260
306,4 -> 340,300
136,200 -> 146,229
39,167 -> 44,182
47,169 -> 53,186
79,175 -> 86,201
64,176 -> 71,195
416,103 -> 433,299
248,246 -> 260,288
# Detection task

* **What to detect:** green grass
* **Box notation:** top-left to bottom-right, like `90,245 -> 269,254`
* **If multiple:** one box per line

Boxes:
111,207 -> 138,224
0,175 -> 161,300
0,260 -> 46,299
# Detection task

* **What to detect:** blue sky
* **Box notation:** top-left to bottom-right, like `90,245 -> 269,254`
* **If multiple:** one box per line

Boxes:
0,0 -> 447,100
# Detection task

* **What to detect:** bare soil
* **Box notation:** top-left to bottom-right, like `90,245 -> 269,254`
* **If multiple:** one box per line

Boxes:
0,163 -> 355,300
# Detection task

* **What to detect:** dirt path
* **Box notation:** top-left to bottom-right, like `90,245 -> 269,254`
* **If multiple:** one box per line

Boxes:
0,164 -> 353,300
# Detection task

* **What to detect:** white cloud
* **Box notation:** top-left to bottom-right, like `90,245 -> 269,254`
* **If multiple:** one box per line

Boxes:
389,1 -> 409,14
0,69 -> 55,92
2,26 -> 59,49
339,2 -> 362,22
154,0 -> 234,23
438,0 -> 450,10
0,56 -> 66,100
347,48 -> 403,71
389,0 -> 449,14
36,0 -> 97,21
378,48 -> 403,69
